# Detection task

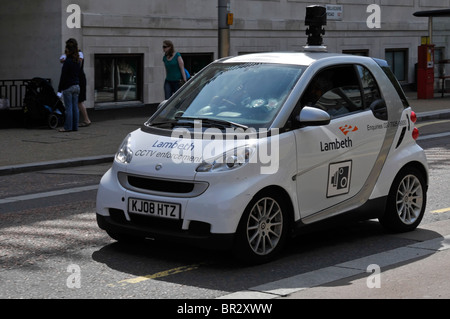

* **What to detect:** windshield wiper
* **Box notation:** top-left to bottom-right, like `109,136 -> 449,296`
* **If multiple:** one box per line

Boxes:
176,116 -> 248,130
148,120 -> 195,128
147,120 -> 177,128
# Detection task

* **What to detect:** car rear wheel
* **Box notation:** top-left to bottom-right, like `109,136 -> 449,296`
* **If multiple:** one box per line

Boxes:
234,191 -> 289,264
379,167 -> 426,232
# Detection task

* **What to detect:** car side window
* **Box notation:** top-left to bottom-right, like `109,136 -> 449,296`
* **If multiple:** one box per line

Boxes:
356,65 -> 382,109
300,65 -> 364,118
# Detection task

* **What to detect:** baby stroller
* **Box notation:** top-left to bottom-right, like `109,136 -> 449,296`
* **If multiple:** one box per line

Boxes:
23,77 -> 65,129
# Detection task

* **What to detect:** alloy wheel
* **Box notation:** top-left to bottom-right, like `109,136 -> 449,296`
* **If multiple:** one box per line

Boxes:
246,197 -> 283,256
395,174 -> 424,225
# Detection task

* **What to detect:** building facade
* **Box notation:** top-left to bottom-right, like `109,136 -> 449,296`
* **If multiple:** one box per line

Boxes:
1,0 -> 449,109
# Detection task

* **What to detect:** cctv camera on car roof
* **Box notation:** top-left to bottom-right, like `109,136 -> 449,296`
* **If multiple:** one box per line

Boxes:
304,5 -> 327,51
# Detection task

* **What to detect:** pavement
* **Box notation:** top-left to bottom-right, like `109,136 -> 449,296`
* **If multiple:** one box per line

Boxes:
1,91 -> 450,299
0,104 -> 157,174
219,221 -> 450,299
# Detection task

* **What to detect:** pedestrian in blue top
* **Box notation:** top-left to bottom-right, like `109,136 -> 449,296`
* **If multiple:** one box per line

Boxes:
58,40 -> 81,132
162,40 -> 187,99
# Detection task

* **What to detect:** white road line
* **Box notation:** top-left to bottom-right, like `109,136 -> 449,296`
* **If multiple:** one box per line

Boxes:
0,185 -> 98,204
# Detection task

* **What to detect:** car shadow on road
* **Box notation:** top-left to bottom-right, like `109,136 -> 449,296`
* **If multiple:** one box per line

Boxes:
91,220 -> 444,294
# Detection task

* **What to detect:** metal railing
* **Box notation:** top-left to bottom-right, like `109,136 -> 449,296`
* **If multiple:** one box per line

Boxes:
0,79 -> 52,109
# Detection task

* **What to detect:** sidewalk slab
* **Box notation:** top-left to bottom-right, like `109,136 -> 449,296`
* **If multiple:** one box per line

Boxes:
250,266 -> 363,297
216,234 -> 450,299
0,155 -> 113,176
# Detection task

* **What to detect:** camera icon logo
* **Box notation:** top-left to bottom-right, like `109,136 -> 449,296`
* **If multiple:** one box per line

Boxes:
327,160 -> 352,197
331,166 -> 349,189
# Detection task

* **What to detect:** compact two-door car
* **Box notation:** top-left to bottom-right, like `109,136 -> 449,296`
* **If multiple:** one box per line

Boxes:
96,52 -> 428,264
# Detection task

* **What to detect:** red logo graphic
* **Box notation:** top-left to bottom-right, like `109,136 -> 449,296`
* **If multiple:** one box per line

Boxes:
339,125 -> 358,136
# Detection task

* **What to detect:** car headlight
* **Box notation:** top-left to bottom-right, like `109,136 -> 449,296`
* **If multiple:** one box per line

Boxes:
115,134 -> 133,164
196,145 -> 256,172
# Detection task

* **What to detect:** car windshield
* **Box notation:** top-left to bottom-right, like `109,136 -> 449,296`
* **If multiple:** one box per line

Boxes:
147,62 -> 305,130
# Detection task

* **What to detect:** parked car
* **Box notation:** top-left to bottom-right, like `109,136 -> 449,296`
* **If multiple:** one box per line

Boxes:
96,52 -> 428,264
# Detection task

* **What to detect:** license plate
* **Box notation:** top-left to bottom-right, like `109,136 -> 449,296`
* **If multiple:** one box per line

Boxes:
128,198 -> 181,220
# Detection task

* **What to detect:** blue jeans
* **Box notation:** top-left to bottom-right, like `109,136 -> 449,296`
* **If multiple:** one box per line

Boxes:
63,85 -> 80,131
164,80 -> 181,99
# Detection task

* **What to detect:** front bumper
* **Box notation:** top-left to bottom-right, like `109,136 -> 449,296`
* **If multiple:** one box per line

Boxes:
95,165 -> 262,249
96,213 -> 235,250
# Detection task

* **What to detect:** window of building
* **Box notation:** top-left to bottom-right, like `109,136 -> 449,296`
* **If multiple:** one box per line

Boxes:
94,54 -> 143,104
385,49 -> 408,82
181,53 -> 214,77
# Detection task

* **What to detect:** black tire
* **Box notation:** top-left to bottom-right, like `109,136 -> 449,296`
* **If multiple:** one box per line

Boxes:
379,167 -> 427,232
233,190 -> 290,264
48,114 -> 59,129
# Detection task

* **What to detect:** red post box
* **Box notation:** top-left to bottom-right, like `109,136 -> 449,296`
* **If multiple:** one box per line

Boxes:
417,44 -> 435,99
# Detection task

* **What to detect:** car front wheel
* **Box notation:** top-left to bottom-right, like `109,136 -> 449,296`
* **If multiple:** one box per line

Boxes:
234,191 -> 290,264
379,167 -> 427,232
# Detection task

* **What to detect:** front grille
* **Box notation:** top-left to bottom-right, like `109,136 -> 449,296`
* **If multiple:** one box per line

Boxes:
128,212 -> 183,230
118,172 -> 209,198
128,175 -> 194,193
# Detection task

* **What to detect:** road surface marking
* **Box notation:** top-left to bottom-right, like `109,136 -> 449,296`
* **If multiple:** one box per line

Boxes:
0,185 -> 98,204
109,264 -> 203,287
416,119 -> 450,128
417,132 -> 450,141
431,207 -> 450,214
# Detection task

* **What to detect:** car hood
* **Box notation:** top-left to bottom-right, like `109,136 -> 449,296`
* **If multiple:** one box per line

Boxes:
124,128 -> 253,180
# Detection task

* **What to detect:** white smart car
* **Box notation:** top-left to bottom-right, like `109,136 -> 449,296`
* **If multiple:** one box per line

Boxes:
96,52 -> 428,264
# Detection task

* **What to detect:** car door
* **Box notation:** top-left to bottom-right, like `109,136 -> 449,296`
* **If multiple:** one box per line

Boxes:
293,64 -> 387,221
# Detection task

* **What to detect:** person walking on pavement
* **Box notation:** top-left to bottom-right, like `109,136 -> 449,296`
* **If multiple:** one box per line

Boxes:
162,40 -> 187,99
76,48 -> 91,127
60,38 -> 91,127
58,41 -> 81,132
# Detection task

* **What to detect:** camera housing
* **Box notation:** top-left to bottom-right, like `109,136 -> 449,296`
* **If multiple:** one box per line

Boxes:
305,5 -> 327,46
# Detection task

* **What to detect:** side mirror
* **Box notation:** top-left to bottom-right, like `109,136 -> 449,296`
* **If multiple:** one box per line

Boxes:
296,106 -> 331,126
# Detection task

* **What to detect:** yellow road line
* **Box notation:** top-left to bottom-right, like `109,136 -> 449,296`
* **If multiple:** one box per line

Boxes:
109,263 -> 203,287
416,119 -> 450,128
431,207 -> 450,214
